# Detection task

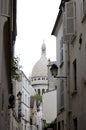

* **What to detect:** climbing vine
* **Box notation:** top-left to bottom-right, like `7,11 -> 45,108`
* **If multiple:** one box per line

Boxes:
11,56 -> 20,80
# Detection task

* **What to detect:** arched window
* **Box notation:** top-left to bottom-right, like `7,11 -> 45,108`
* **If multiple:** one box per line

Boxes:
38,89 -> 40,94
42,89 -> 45,94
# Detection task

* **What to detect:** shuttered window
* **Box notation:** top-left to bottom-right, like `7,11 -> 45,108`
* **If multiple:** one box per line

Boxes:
81,0 -> 86,22
60,80 -> 64,107
60,37 -> 63,65
0,0 -> 9,16
65,1 -> 76,35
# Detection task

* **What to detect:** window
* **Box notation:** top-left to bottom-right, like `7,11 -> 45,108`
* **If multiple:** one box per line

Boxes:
25,95 -> 27,104
42,77 -> 45,80
22,124 -> 23,130
38,89 -> 40,94
55,85 -> 57,89
58,122 -> 61,130
1,0 -> 9,15
83,0 -> 86,13
81,0 -> 86,22
22,91 -> 24,102
60,37 -> 63,65
60,80 -> 64,107
62,120 -> 64,130
25,109 -> 27,119
73,59 -> 77,90
42,89 -> 45,94
2,90 -> 4,110
28,97 -> 30,107
65,1 -> 76,35
73,118 -> 77,130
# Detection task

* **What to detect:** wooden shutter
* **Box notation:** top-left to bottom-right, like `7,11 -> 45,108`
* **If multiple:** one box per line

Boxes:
1,0 -> 9,16
63,12 -> 68,43
65,1 -> 76,35
63,12 -> 66,37
81,0 -> 86,22
60,80 -> 64,107
60,37 -> 63,64
83,0 -> 86,14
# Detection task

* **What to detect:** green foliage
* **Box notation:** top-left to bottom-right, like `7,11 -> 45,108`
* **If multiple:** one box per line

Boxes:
11,56 -> 20,80
34,94 -> 42,102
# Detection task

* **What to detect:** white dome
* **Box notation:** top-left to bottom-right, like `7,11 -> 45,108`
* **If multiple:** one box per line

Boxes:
32,55 -> 48,77
31,43 -> 48,95
32,43 -> 48,77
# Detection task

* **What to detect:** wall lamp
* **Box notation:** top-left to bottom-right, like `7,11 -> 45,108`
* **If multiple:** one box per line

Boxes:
50,64 -> 67,79
17,91 -> 22,100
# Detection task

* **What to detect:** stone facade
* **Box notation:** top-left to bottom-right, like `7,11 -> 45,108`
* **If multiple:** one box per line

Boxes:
0,0 -> 17,130
52,0 -> 86,130
15,70 -> 32,130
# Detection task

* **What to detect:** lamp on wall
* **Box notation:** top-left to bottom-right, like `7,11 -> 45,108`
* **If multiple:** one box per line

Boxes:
50,64 -> 67,79
17,91 -> 22,100
50,64 -> 58,77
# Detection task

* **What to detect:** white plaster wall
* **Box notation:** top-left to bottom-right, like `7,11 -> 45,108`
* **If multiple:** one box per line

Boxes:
42,90 -> 57,123
15,70 -> 31,130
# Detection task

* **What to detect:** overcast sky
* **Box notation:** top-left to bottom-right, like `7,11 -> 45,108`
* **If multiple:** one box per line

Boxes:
15,0 -> 61,77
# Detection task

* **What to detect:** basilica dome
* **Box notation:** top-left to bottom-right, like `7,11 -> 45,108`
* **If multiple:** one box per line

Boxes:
31,43 -> 48,77
31,42 -> 48,95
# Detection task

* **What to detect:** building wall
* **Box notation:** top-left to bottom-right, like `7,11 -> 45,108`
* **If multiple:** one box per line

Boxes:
42,90 -> 57,123
52,0 -> 86,130
69,0 -> 86,130
0,0 -> 17,130
54,11 -> 68,130
15,70 -> 31,130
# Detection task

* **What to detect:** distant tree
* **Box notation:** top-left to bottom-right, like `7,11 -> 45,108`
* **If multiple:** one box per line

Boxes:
34,94 -> 42,111
34,94 -> 42,102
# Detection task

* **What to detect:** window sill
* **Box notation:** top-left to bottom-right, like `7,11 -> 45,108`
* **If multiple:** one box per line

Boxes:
59,106 -> 64,112
57,106 -> 64,115
68,109 -> 72,113
81,13 -> 86,23
60,61 -> 64,68
70,34 -> 76,44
